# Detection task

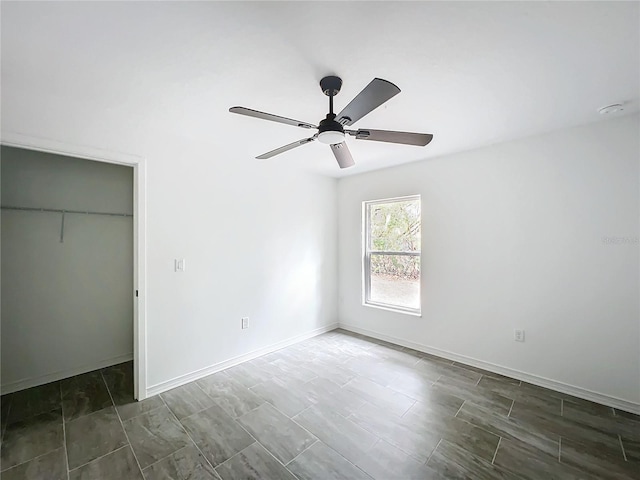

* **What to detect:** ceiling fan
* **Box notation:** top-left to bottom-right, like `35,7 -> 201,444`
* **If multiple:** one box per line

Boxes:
229,76 -> 433,169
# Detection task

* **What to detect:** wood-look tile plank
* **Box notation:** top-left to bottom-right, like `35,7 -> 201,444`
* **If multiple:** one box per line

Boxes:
342,357 -> 400,386
356,438 -> 441,480
426,439 -> 517,479
400,388 -> 464,418
0,410 -> 64,470
493,436 -> 596,480
250,377 -> 313,417
298,360 -> 356,386
385,368 -> 439,400
161,383 -> 215,420
433,375 -> 512,416
560,436 -> 635,480
360,401 -> 500,463
433,363 -> 483,386
368,344 -> 422,368
196,373 -> 263,418
348,402 -> 441,463
451,363 -> 520,385
5,382 -> 61,424
511,400 -> 625,457
456,402 -> 559,457
621,436 -> 640,463
215,442 -> 296,480
294,404 -> 377,464
61,371 -> 113,421
180,404 -> 254,467
343,377 -> 415,416
65,406 -> 128,470
299,377 -> 367,417
123,404 -> 191,469
287,441 -> 372,480
68,445 -> 143,480
237,403 -> 315,464
142,445 -> 219,480
1,447 -> 66,480
223,363 -> 273,388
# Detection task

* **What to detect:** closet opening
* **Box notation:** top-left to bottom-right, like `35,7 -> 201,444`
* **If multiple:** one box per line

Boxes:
1,139 -> 146,401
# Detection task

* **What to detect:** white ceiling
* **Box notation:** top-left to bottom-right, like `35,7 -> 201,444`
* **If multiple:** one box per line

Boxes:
2,1 -> 638,177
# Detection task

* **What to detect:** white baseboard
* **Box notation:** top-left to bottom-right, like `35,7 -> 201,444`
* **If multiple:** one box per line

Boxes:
1,353 -> 134,395
146,323 -> 339,397
339,323 -> 640,415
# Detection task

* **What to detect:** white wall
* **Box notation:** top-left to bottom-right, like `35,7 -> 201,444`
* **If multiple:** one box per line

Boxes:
143,138 -> 338,389
1,147 -> 134,391
338,114 -> 640,408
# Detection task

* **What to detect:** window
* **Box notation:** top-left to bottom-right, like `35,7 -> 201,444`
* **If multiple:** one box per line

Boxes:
363,195 -> 421,314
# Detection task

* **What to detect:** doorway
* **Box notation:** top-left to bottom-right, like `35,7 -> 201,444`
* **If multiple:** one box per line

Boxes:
0,134 -> 146,400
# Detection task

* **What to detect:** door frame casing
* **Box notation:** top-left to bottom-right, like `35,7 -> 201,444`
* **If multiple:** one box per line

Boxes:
1,132 -> 148,400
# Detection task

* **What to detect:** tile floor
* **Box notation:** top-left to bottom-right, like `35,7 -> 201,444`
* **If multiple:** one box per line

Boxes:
1,329 -> 639,479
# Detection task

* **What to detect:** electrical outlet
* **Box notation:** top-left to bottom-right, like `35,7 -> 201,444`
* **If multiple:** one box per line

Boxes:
241,317 -> 249,329
514,329 -> 525,342
174,259 -> 186,272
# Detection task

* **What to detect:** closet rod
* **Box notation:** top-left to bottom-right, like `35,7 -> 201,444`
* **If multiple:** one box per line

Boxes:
1,205 -> 132,217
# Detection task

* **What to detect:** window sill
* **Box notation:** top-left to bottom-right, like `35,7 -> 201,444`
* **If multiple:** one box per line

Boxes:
363,302 -> 422,317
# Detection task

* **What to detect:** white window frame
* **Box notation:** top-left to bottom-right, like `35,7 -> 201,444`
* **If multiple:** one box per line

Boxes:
363,195 -> 421,316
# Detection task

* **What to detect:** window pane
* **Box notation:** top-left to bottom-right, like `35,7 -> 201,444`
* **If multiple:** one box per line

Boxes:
369,200 -> 420,252
369,254 -> 420,310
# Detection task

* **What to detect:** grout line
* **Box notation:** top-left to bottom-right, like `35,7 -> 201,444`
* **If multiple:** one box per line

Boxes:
491,437 -> 502,464
161,392 -> 211,421
140,443 -> 193,472
454,400 -> 466,418
284,439 -> 319,466
100,371 -> 145,477
315,440 -> 374,480
558,437 -> 561,462
377,437 -> 422,465
235,400 -> 266,419
400,400 -> 416,419
424,438 -> 442,466
611,407 -> 617,416
59,382 -> 71,480
1,399 -> 12,444
560,399 -> 564,416
401,399 -> 417,417
518,380 -> 522,386
507,399 -> 515,418
68,444 -> 131,473
475,374 -> 483,387
213,441 -> 257,471
619,434 -> 628,462
158,394 -> 219,475
268,403 -> 320,443
291,404 -> 314,420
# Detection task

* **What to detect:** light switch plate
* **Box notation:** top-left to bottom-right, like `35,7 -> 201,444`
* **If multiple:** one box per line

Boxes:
175,259 -> 186,272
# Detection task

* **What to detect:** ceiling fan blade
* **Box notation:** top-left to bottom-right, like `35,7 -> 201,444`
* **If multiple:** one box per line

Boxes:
347,129 -> 433,146
256,136 -> 317,159
335,78 -> 401,126
330,142 -> 355,169
230,106 -> 316,130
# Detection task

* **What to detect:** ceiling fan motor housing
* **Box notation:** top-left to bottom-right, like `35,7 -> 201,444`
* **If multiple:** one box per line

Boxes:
318,114 -> 345,144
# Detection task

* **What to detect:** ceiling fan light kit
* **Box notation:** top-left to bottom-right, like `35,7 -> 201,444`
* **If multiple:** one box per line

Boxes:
230,75 -> 433,169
